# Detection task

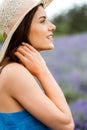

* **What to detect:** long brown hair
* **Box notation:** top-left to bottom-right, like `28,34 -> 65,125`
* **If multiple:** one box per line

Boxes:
0,4 -> 43,68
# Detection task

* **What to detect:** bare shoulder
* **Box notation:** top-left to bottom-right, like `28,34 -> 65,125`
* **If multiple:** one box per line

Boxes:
0,63 -> 33,85
1,62 -> 28,73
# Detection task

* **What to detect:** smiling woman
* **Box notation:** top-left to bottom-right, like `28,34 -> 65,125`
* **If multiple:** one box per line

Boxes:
0,0 -> 74,130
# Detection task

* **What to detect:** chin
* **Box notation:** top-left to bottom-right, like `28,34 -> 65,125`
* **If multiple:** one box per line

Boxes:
45,44 -> 54,50
48,44 -> 54,50
43,47 -> 54,51
36,44 -> 54,51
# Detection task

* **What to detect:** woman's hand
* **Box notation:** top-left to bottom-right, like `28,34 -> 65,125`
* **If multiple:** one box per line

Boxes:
15,43 -> 48,77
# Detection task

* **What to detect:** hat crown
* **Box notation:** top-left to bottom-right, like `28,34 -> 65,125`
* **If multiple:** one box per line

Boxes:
0,0 -> 52,34
0,0 -> 32,34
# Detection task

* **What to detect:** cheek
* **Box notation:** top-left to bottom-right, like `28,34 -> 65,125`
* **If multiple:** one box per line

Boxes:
28,29 -> 41,48
29,27 -> 45,43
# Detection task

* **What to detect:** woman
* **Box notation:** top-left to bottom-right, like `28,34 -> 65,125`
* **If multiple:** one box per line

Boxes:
0,0 -> 74,130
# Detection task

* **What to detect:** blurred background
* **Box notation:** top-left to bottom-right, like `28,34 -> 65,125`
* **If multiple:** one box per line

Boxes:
0,0 -> 87,129
45,0 -> 87,129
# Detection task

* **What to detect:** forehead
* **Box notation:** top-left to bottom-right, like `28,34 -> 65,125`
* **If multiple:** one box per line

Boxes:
34,5 -> 46,19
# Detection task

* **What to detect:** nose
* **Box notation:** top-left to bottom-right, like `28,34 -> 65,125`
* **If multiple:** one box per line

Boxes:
48,21 -> 56,32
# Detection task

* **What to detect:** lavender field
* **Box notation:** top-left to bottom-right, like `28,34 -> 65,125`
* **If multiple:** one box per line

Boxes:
0,32 -> 87,129
41,32 -> 87,129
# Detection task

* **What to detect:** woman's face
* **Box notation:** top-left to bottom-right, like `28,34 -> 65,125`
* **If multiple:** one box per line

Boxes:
28,5 -> 56,51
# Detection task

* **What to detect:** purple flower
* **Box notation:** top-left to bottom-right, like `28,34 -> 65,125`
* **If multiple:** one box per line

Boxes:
70,99 -> 87,130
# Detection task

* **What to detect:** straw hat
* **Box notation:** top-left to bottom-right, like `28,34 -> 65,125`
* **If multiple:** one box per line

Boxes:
0,0 -> 53,63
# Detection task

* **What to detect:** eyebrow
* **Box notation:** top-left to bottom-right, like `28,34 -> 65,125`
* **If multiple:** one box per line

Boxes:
39,16 -> 47,19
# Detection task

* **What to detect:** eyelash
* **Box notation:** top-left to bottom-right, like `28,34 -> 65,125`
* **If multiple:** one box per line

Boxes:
40,19 -> 46,23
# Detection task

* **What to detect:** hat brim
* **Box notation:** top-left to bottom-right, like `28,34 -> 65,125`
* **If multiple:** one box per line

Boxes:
0,0 -> 53,63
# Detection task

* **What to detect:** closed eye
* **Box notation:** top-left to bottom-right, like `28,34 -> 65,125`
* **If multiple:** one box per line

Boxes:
39,16 -> 48,24
40,19 -> 46,23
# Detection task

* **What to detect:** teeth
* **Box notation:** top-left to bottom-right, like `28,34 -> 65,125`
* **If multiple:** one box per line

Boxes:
48,36 -> 53,39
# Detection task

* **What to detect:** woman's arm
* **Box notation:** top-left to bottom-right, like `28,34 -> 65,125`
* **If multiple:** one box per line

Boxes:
13,43 -> 74,130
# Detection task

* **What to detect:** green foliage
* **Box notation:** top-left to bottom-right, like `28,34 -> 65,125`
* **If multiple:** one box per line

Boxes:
52,4 -> 87,36
0,33 -> 5,43
54,23 -> 70,36
58,79 -> 87,104
63,88 -> 86,104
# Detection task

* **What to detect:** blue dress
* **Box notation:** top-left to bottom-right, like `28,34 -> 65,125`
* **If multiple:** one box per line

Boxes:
0,110 -> 51,130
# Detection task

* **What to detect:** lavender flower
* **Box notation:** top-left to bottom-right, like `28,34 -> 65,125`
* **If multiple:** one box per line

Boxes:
70,99 -> 87,130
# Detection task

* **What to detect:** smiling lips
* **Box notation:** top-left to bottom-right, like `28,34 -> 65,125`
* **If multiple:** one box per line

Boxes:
47,35 -> 53,41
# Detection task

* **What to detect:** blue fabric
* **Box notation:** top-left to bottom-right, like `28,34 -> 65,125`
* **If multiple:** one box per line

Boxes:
0,110 -> 51,130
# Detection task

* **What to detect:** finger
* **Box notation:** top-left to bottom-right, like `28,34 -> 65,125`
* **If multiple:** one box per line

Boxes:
22,42 -> 37,52
15,52 -> 29,66
17,46 -> 28,56
15,51 -> 25,62
21,45 -> 31,53
16,46 -> 33,60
